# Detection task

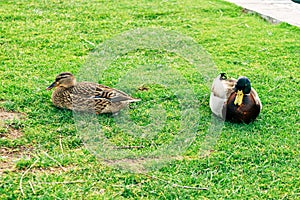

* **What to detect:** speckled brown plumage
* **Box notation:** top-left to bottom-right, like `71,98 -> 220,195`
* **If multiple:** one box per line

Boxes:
46,72 -> 140,114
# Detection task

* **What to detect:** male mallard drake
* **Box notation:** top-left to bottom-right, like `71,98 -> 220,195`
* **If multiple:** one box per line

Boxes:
209,73 -> 262,124
46,72 -> 140,114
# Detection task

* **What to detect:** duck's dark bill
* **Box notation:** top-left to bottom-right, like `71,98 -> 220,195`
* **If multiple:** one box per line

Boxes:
46,82 -> 56,90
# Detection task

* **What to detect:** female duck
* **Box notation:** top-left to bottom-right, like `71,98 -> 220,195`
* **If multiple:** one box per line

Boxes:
209,73 -> 262,124
46,72 -> 140,114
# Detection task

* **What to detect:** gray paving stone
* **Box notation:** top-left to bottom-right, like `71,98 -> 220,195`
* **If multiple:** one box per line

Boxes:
225,0 -> 300,27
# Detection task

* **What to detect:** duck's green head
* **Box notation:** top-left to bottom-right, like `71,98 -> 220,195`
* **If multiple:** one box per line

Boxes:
234,77 -> 251,106
46,72 -> 76,90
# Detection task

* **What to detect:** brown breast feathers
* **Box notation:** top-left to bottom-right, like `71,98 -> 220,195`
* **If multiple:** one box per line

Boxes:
225,92 -> 260,124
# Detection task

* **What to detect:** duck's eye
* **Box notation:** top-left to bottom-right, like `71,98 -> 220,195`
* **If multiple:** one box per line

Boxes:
56,76 -> 69,82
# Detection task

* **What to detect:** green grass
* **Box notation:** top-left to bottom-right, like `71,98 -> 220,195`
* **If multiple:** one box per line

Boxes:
1,0 -> 300,199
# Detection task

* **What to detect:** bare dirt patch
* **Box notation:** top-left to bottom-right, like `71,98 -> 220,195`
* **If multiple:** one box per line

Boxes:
0,108 -> 25,121
1,127 -> 23,139
0,147 -> 74,174
0,108 -> 26,139
0,146 -> 33,174
0,148 -> 75,175
30,165 -> 75,174
0,109 -> 30,173
0,146 -> 76,175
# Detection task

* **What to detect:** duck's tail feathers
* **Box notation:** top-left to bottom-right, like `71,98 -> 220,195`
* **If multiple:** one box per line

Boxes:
127,98 -> 141,103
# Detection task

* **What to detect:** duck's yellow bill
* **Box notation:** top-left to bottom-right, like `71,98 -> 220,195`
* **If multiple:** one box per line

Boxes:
234,90 -> 244,106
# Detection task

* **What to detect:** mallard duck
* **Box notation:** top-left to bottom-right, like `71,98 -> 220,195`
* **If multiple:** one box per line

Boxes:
209,73 -> 262,124
46,72 -> 140,114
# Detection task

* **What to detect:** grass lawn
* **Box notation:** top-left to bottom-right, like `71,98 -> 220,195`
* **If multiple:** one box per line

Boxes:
1,0 -> 299,199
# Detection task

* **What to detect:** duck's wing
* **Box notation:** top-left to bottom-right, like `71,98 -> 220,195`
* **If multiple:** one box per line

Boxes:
70,92 -> 111,112
95,85 -> 141,103
209,74 -> 236,118
209,94 -> 227,118
211,75 -> 226,99
71,82 -> 140,103
210,74 -> 236,118
211,74 -> 236,99
250,88 -> 262,110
